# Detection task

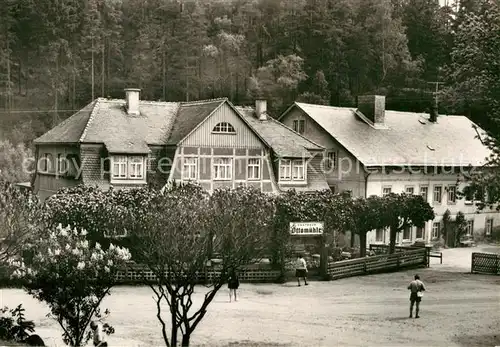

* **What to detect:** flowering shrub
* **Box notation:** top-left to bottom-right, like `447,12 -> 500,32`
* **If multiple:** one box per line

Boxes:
11,224 -> 131,346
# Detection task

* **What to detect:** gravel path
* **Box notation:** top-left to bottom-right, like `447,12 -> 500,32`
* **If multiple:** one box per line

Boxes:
1,246 -> 499,347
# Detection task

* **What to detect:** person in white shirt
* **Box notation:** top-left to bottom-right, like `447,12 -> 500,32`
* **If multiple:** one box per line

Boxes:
295,254 -> 308,286
90,321 -> 108,347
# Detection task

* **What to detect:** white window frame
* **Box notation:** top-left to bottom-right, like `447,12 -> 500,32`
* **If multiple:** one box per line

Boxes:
416,226 -> 425,240
293,119 -> 305,134
382,186 -> 392,197
432,222 -> 440,240
57,153 -> 67,174
182,157 -> 198,180
247,158 -> 261,180
128,157 -> 145,179
465,220 -> 474,236
447,185 -> 457,204
405,186 -> 415,195
402,226 -> 412,241
112,155 -> 128,179
292,159 -> 305,181
212,122 -> 236,134
375,228 -> 385,243
325,151 -> 336,170
420,185 -> 429,202
213,157 -> 232,180
485,218 -> 493,236
279,159 -> 292,180
433,185 -> 442,204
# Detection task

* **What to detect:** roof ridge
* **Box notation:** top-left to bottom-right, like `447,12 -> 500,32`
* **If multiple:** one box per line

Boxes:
268,117 -> 324,149
296,102 -> 354,110
180,97 -> 228,105
79,99 -> 101,142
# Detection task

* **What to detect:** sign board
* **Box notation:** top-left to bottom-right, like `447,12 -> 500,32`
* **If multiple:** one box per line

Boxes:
289,222 -> 324,236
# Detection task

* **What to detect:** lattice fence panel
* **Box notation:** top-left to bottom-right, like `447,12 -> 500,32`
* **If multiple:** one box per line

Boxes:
471,252 -> 500,275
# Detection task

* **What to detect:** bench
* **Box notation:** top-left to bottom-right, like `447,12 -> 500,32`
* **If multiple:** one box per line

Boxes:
460,240 -> 476,247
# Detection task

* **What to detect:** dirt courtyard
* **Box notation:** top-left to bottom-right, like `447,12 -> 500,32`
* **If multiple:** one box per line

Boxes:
1,246 -> 499,347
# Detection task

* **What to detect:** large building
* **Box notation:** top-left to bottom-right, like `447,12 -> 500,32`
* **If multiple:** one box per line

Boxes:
32,89 -> 327,201
279,95 -> 497,246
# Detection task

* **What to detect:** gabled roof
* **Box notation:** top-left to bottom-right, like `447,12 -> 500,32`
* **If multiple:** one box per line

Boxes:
34,100 -> 97,144
166,98 -> 227,145
81,99 -> 179,150
235,106 -> 324,158
291,102 -> 492,167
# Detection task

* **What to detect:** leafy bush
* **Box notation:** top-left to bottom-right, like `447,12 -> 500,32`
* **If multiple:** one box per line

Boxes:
0,304 -> 35,342
12,224 -> 131,346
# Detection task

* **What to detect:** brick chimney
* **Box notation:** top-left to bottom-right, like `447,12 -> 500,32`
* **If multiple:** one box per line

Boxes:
255,99 -> 267,121
357,95 -> 386,128
124,88 -> 141,116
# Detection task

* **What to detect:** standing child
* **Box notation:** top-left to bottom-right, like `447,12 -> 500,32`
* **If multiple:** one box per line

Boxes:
90,321 -> 108,347
228,269 -> 240,302
295,254 -> 308,286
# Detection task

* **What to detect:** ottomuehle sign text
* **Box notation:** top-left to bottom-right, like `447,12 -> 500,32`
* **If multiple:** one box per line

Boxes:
289,222 -> 324,235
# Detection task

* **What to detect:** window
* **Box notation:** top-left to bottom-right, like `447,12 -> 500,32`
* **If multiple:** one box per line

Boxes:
112,156 -> 128,179
247,158 -> 260,180
420,186 -> 429,202
433,185 -> 442,204
382,186 -> 392,197
375,228 -> 385,242
111,155 -> 145,180
485,218 -> 493,236
447,185 -> 457,204
432,222 -> 440,240
465,220 -> 474,236
464,185 -> 474,205
128,157 -> 144,179
280,160 -> 291,180
183,157 -> 198,180
213,158 -> 232,180
212,122 -> 235,133
292,160 -> 305,180
325,151 -> 336,170
403,226 -> 411,241
405,186 -> 415,195
41,153 -> 53,173
416,226 -> 425,240
293,119 -> 305,134
57,153 -> 67,174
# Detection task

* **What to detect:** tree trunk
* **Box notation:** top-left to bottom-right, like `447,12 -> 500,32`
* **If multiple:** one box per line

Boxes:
6,40 -> 11,115
359,232 -> 367,257
91,37 -> 95,100
181,333 -> 191,347
389,226 -> 397,254
170,294 -> 178,346
101,42 -> 105,97
350,231 -> 355,248
162,49 -> 166,101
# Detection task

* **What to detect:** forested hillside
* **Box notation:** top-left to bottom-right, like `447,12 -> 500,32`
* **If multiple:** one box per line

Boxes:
0,0 -> 498,146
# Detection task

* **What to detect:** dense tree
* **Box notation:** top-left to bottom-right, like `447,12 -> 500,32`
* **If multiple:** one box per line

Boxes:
129,184 -> 274,347
382,193 -> 435,254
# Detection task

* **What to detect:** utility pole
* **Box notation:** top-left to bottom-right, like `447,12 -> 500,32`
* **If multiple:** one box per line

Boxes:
427,81 -> 445,111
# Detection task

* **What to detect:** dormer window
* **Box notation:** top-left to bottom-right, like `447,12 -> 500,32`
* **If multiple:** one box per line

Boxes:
212,122 -> 236,134
279,159 -> 306,182
111,155 -> 146,183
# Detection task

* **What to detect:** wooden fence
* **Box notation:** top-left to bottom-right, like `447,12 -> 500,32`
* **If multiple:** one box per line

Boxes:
116,262 -> 281,284
471,252 -> 500,275
369,244 -> 440,267
327,248 -> 427,280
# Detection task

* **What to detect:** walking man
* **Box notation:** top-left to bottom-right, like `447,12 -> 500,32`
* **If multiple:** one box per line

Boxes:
407,274 -> 426,318
295,254 -> 308,286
